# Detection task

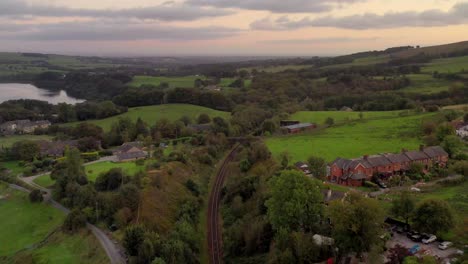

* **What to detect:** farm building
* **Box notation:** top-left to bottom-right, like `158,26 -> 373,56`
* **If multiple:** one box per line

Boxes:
282,123 -> 316,134
329,145 -> 448,186
280,120 -> 300,127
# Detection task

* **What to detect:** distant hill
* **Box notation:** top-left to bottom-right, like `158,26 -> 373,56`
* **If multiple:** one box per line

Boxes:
391,41 -> 468,58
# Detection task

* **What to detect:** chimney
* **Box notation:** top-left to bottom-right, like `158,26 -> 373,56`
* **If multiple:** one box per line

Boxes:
419,144 -> 425,151
363,155 -> 369,160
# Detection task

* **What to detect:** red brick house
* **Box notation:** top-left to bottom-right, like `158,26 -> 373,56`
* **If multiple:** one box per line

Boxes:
329,146 -> 448,186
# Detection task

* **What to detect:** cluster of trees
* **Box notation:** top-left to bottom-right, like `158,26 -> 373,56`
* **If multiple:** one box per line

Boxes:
391,192 -> 455,235
0,99 -> 126,124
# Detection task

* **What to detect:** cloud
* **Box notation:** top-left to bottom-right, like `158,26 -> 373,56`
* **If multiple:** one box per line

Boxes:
259,37 -> 379,44
187,0 -> 363,13
0,0 -> 232,21
0,21 -> 241,41
250,2 -> 468,30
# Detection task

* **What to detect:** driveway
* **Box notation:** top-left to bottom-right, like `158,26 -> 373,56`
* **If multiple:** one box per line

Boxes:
386,233 -> 458,260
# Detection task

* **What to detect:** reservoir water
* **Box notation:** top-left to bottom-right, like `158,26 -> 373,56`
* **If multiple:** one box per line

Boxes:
0,83 -> 84,104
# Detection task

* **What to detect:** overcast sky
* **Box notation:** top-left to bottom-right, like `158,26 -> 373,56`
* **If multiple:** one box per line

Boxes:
0,0 -> 467,56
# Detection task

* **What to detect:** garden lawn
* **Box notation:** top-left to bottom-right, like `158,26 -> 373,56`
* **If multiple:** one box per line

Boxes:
1,161 -> 26,176
0,135 -> 53,148
266,113 -> 433,163
33,161 -> 146,187
66,104 -> 230,131
0,184 -> 65,256
290,110 -> 407,125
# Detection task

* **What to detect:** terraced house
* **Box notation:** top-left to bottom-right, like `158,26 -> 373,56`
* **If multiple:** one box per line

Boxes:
329,145 -> 448,186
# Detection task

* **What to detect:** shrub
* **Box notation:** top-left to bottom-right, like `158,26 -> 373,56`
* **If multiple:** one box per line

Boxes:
98,150 -> 113,156
29,189 -> 43,203
363,181 -> 379,190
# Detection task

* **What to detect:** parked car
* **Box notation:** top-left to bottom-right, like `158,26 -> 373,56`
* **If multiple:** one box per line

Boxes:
373,178 -> 387,188
396,226 -> 405,234
422,235 -> 437,244
407,230 -> 419,239
438,241 -> 453,250
410,233 -> 423,242
409,245 -> 420,254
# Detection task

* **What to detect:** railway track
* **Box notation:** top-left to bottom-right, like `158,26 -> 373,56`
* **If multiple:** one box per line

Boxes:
207,145 -> 240,264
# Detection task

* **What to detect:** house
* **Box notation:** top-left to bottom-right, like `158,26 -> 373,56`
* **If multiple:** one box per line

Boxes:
295,161 -> 311,175
329,145 -> 448,186
282,123 -> 316,134
0,119 -> 51,135
114,142 -> 147,162
340,106 -> 353,112
38,140 -> 79,157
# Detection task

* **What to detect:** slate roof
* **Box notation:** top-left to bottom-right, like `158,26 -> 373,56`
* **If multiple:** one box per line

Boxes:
38,140 -> 79,156
332,158 -> 372,170
384,153 -> 411,163
422,146 -> 448,158
295,161 -> 309,168
117,151 -> 147,161
404,150 -> 429,161
366,155 -> 392,167
349,172 -> 367,180
284,123 -> 314,130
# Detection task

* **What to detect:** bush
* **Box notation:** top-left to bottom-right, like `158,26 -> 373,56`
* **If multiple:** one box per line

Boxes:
98,150 -> 113,156
363,181 -> 379,190
29,189 -> 43,203
81,152 -> 99,162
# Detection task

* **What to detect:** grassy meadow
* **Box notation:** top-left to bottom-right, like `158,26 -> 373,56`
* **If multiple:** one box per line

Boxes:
8,230 -> 109,264
401,74 -> 453,94
266,112 -> 433,162
290,110 -> 406,125
66,104 -> 230,131
422,55 -> 468,73
130,75 -> 250,88
0,135 -> 53,148
0,184 -> 65,257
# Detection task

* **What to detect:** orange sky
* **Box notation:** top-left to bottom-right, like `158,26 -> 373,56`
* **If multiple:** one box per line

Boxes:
0,0 -> 467,56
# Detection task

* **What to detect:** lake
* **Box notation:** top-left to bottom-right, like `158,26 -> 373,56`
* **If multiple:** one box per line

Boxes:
0,83 -> 85,104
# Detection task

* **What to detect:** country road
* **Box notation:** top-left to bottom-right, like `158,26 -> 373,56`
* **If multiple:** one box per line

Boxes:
15,156 -> 126,264
207,145 -> 240,264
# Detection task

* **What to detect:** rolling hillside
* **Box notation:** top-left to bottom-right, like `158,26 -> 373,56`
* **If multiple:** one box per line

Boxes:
66,104 -> 231,131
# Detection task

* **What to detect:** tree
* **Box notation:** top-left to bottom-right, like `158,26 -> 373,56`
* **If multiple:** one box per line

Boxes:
123,225 -> 146,256
387,244 -> 411,264
436,123 -> 455,141
441,135 -> 462,158
211,116 -> 230,135
329,192 -> 385,256
11,140 -> 40,161
265,170 -> 323,232
391,191 -> 415,225
307,156 -> 327,179
197,114 -> 211,124
29,189 -> 43,203
325,117 -> 334,126
262,119 -> 277,135
179,115 -> 192,126
95,168 -> 124,191
279,151 -> 290,169
53,148 -> 88,201
62,209 -> 87,233
135,117 -> 149,137
412,199 -> 454,235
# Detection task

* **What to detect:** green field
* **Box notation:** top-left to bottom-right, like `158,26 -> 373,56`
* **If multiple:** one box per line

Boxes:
266,112 -> 433,162
9,230 -> 109,264
400,74 -> 453,94
66,104 -> 230,131
290,110 -> 406,125
130,75 -> 249,88
241,64 -> 313,73
422,55 -> 468,73
34,160 -> 146,187
0,135 -> 53,148
0,184 -> 65,256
